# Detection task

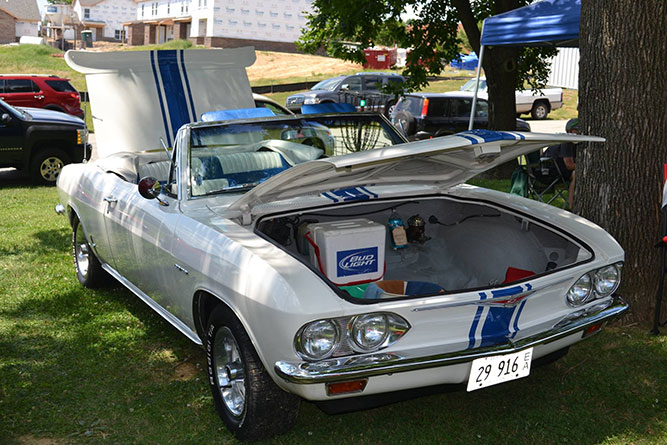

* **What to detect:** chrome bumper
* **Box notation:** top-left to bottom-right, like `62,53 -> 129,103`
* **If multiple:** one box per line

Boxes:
275,295 -> 628,384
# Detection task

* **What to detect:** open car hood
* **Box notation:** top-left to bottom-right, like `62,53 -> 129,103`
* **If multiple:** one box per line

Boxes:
228,130 -> 603,223
65,47 -> 256,158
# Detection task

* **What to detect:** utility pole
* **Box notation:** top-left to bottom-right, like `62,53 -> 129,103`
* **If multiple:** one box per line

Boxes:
60,4 -> 65,50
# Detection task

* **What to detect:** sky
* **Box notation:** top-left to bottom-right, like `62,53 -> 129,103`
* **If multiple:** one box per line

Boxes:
35,0 -> 49,15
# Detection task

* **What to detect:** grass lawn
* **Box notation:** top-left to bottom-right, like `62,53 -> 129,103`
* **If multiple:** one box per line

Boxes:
0,181 -> 665,444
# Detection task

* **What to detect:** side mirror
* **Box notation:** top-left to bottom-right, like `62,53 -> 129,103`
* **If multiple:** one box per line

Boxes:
340,84 -> 349,91
138,176 -> 161,200
414,131 -> 434,141
1,113 -> 11,124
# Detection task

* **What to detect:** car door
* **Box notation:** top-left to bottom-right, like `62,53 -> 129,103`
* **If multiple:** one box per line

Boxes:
450,97 -> 488,132
3,79 -> 43,109
102,154 -> 179,302
0,102 -> 25,165
425,98 -> 457,136
361,76 -> 382,111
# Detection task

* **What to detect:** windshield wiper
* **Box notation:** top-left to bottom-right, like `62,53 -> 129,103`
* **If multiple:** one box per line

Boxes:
211,182 -> 259,194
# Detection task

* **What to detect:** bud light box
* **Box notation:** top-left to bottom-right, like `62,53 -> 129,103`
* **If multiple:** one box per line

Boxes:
306,219 -> 386,286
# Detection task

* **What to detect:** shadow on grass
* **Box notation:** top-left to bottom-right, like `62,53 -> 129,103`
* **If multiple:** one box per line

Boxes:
0,228 -> 71,257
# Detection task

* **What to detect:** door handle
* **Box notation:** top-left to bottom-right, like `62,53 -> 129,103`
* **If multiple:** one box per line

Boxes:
103,196 -> 118,203
34,95 -> 44,100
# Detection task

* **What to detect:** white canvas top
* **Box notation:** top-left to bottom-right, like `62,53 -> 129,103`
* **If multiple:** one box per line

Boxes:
66,47 -> 256,158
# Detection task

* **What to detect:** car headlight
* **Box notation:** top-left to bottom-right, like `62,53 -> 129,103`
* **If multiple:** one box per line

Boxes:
298,320 -> 339,359
303,96 -> 321,105
295,313 -> 410,360
593,264 -> 621,296
351,314 -> 389,351
566,273 -> 592,306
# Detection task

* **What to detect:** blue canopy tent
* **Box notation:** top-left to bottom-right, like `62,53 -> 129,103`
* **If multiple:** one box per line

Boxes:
468,0 -> 581,129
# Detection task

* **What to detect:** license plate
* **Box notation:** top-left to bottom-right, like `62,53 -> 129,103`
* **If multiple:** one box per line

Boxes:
466,348 -> 533,392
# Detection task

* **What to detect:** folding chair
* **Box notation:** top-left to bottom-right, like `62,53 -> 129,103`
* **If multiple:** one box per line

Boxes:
511,149 -> 570,208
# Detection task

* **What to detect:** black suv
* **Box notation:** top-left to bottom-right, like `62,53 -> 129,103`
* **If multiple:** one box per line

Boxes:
285,73 -> 405,114
0,99 -> 89,185
390,92 -> 531,140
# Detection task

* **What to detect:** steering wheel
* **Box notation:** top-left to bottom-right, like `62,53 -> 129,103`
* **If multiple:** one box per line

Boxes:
300,137 -> 325,150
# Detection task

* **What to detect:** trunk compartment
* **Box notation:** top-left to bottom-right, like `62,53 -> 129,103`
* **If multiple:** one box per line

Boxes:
256,196 -> 591,301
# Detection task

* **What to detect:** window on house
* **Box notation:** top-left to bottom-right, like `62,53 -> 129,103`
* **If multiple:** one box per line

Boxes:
114,29 -> 125,41
167,2 -> 170,14
152,2 -> 158,15
141,4 -> 145,17
83,8 -> 90,19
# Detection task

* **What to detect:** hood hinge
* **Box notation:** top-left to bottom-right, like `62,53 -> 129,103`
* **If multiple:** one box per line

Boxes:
240,205 -> 252,225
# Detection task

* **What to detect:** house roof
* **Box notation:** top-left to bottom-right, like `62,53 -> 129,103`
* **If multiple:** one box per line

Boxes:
0,0 -> 40,22
75,0 -> 141,6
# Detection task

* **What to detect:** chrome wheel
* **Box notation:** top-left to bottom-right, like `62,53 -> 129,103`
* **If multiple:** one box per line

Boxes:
213,327 -> 246,418
74,226 -> 90,279
39,156 -> 64,182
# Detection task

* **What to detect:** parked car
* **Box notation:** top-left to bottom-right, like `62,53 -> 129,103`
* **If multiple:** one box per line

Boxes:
0,74 -> 84,118
460,78 -> 564,120
390,92 -> 531,140
285,72 -> 404,115
57,48 -> 628,442
252,93 -> 293,115
0,99 -> 89,184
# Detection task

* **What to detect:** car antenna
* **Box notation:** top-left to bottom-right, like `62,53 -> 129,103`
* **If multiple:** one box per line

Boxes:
159,137 -> 171,158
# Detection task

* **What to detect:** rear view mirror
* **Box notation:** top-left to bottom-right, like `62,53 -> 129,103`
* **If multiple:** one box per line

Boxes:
414,131 -> 434,140
138,176 -> 161,200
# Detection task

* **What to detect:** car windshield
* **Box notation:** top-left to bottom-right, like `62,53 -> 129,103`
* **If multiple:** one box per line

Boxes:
311,77 -> 343,91
461,79 -> 487,92
0,99 -> 29,120
188,114 -> 405,197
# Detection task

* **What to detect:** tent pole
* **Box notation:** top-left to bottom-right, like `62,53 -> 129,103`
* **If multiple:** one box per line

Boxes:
468,44 -> 485,130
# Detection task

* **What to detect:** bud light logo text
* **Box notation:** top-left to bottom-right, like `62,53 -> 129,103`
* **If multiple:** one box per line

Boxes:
337,247 -> 378,277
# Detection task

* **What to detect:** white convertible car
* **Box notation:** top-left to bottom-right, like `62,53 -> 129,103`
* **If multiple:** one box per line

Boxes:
55,48 -> 628,441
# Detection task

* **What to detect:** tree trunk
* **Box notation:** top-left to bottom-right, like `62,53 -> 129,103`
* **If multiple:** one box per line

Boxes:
578,1 -> 667,323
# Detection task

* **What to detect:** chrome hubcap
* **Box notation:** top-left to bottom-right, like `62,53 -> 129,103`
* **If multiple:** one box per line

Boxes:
213,327 -> 246,417
40,157 -> 64,182
75,227 -> 89,278
536,106 -> 547,119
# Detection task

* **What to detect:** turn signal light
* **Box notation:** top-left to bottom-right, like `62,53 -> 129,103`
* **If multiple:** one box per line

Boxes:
420,98 -> 429,117
583,323 -> 604,337
326,379 -> 368,396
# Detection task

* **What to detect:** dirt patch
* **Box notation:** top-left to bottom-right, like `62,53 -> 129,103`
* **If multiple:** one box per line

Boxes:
171,361 -> 200,381
84,43 -> 361,82
247,50 -> 361,82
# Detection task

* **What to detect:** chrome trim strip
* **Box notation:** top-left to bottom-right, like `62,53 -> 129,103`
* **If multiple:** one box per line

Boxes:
101,263 -> 202,345
411,276 -> 573,312
275,295 -> 628,384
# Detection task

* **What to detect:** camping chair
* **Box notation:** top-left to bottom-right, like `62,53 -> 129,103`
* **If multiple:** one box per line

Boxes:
510,149 -> 570,208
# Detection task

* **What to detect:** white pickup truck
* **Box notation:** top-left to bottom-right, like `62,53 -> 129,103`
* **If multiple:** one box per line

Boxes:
460,78 -> 564,120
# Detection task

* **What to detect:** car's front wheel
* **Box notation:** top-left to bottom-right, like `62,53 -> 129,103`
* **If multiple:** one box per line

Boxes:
205,305 -> 300,441
530,101 -> 550,120
72,215 -> 108,288
31,148 -> 70,185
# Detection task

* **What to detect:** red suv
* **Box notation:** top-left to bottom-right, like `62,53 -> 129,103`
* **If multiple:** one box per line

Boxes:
0,75 -> 83,118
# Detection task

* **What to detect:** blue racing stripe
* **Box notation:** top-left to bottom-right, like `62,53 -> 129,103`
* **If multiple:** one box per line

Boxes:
491,285 -> 523,298
459,135 -> 479,144
511,300 -> 527,339
321,192 -> 338,202
150,51 -> 172,147
157,50 -> 191,141
179,49 -> 196,121
480,306 -> 518,347
359,186 -> 378,198
467,292 -> 487,349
